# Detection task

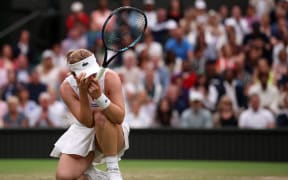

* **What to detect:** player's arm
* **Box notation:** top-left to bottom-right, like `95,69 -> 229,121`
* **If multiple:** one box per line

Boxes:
88,70 -> 125,124
60,81 -> 94,127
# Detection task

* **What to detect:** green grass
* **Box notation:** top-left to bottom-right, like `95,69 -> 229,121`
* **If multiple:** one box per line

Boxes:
0,159 -> 288,180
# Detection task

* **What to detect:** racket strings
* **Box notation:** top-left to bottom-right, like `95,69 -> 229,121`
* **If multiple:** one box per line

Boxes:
103,8 -> 146,52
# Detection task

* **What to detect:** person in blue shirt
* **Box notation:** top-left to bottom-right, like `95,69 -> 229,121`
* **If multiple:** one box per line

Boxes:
165,27 -> 193,61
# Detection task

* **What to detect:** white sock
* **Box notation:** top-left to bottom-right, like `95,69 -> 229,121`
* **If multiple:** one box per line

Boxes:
105,156 -> 119,171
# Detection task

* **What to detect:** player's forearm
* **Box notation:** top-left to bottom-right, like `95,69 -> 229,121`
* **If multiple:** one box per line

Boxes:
79,90 -> 93,127
102,102 -> 125,124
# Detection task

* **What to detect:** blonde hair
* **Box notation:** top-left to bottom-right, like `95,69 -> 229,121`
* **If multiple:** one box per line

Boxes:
66,49 -> 93,64
217,95 -> 233,112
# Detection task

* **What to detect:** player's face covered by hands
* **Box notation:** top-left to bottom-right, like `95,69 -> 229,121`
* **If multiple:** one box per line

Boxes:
73,72 -> 90,91
87,74 -> 102,99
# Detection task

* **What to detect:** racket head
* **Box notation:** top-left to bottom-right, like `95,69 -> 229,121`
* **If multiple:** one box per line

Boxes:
101,6 -> 147,54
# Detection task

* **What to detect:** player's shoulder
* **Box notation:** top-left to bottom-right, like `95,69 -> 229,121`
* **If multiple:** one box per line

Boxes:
105,69 -> 121,80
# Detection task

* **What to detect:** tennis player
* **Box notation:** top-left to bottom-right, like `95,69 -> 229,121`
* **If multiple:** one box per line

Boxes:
50,49 -> 129,180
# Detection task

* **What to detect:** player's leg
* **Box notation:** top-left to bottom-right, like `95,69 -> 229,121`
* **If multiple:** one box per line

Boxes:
56,152 -> 94,180
94,111 -> 125,180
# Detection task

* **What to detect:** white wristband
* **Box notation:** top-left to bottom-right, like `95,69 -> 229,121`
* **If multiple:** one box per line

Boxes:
94,94 -> 111,110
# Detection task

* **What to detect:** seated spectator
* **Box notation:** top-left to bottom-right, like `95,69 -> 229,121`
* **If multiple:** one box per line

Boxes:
151,8 -> 177,45
0,44 -> 14,70
222,68 -> 247,111
225,5 -> 250,45
249,0 -> 275,19
3,96 -> 28,128
48,88 -> 67,127
194,0 -> 208,25
155,97 -> 179,127
249,71 -> 279,114
13,30 -> 36,66
90,0 -> 111,32
143,0 -> 157,29
273,48 -> 288,83
31,92 -> 60,128
165,83 -> 189,114
66,1 -> 89,31
126,98 -> 151,129
27,70 -> 47,103
115,50 -> 144,101
205,10 -> 226,50
179,7 -> 197,40
214,95 -> 238,128
36,50 -> 60,89
51,43 -> 67,69
167,0 -> 183,22
1,69 -> 22,101
61,27 -> 87,54
0,99 -> 8,127
17,85 -> 38,126
259,14 -> 272,37
276,94 -> 288,128
14,54 -> 30,84
142,67 -> 162,103
239,92 -> 275,129
180,90 -> 213,128
193,74 -> 218,111
216,44 -> 236,74
165,27 -> 194,61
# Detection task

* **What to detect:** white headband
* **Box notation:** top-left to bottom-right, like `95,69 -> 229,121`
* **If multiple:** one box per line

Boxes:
69,55 -> 100,78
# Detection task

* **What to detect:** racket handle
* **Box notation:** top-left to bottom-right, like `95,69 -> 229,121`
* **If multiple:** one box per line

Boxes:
96,67 -> 106,80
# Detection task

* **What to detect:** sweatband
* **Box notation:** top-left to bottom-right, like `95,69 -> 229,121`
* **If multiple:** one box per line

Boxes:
94,93 -> 111,109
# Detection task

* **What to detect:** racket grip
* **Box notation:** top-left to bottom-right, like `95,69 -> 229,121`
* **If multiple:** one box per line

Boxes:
96,67 -> 106,80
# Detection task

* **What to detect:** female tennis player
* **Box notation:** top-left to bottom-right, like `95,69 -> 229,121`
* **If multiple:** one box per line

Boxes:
50,49 -> 129,180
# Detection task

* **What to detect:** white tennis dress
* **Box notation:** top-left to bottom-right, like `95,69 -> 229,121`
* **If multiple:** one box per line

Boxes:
50,70 -> 130,164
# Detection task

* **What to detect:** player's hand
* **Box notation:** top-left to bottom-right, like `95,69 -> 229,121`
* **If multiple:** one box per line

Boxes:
74,72 -> 89,91
87,76 -> 102,99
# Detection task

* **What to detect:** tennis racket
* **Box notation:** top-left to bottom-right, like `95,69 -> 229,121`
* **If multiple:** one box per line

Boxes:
96,6 -> 147,80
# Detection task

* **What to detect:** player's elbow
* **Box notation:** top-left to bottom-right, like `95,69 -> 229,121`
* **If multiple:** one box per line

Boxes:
114,112 -> 125,124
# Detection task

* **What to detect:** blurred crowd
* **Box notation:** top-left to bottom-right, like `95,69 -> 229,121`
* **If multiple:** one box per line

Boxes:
0,0 -> 288,129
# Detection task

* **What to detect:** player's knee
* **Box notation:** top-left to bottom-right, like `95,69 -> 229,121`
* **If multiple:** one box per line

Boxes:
94,112 -> 107,129
56,168 -> 80,180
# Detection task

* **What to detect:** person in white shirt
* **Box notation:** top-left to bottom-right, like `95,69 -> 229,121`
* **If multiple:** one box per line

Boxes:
225,6 -> 250,45
239,92 -> 275,129
249,72 -> 280,114
143,0 -> 157,29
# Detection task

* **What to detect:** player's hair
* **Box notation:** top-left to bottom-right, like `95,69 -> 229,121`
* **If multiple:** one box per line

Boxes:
66,49 -> 93,64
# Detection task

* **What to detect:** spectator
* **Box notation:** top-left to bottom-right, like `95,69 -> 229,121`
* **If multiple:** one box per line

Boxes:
165,27 -> 194,61
143,0 -> 157,29
276,94 -> 288,128
249,0 -> 275,19
273,48 -> 288,82
259,14 -> 272,37
66,1 -> 89,31
36,50 -> 60,89
194,0 -> 208,25
155,97 -> 179,127
205,10 -> 226,50
239,92 -> 275,129
61,27 -> 87,54
0,44 -> 14,70
31,92 -> 59,128
214,95 -> 238,128
218,5 -> 229,24
48,88 -> 67,127
222,69 -> 247,111
225,6 -> 250,45
234,56 -> 253,88
0,99 -> 8,127
115,50 -> 144,100
193,74 -> 218,111
51,43 -> 67,69
165,83 -> 189,114
249,71 -> 279,114
179,7 -> 197,38
180,90 -> 213,128
90,0 -> 111,32
27,70 -> 47,103
216,44 -> 236,74
244,5 -> 258,31
151,8 -> 177,45
17,85 -> 38,126
126,98 -> 151,128
1,70 -> 21,101
13,30 -> 36,66
3,96 -> 28,128
167,0 -> 183,22
14,54 -> 30,84
142,68 -> 162,103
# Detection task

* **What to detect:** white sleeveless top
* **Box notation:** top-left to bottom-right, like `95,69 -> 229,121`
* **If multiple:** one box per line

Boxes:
65,70 -> 107,124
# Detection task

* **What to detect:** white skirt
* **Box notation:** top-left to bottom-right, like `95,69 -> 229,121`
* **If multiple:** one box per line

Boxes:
50,122 -> 130,164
